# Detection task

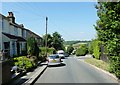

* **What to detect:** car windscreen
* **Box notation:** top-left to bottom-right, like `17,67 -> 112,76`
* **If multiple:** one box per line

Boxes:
49,55 -> 59,59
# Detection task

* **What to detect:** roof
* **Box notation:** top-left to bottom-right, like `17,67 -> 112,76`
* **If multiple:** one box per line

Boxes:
2,32 -> 26,42
0,13 -> 42,40
25,29 -> 42,39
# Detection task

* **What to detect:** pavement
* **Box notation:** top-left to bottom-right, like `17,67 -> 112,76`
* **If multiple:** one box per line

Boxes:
10,62 -> 48,85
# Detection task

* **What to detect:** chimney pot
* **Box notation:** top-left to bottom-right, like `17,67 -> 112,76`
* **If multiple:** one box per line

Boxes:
8,12 -> 14,17
7,12 -> 15,23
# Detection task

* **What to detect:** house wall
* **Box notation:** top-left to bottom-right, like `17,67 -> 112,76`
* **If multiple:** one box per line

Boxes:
14,26 -> 18,36
0,15 -> 2,50
0,13 -> 42,57
1,17 -> 18,57
18,27 -> 22,37
2,19 -> 10,34
22,29 -> 26,38
10,25 -> 14,35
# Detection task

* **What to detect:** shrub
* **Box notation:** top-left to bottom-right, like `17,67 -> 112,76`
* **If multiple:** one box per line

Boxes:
67,45 -> 74,55
76,44 -> 88,56
93,40 -> 101,59
38,47 -> 56,62
13,56 -> 35,71
88,42 -> 93,54
109,56 -> 120,79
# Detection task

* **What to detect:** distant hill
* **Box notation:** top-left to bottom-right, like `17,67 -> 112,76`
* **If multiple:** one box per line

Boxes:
64,40 -> 91,45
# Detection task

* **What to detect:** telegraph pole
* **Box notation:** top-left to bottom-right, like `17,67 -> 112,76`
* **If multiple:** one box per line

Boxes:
45,17 -> 48,57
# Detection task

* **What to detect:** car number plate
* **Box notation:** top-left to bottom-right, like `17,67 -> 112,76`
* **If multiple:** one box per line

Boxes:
52,60 -> 56,62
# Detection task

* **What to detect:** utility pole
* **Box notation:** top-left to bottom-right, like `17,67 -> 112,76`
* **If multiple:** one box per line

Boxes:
45,17 -> 48,57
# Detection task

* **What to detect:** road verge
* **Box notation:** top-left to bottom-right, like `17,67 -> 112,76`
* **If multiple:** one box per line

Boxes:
79,58 -> 119,81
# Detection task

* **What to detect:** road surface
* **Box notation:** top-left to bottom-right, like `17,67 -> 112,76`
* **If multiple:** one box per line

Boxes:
35,56 -> 118,83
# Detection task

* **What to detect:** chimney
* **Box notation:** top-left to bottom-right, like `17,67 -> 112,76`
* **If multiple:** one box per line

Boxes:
7,12 -> 15,23
20,24 -> 24,27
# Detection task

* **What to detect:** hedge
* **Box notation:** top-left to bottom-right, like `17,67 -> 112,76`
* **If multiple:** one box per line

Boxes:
76,44 -> 88,56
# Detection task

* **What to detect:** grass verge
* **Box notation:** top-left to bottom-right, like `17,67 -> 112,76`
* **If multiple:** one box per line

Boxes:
84,58 -> 109,71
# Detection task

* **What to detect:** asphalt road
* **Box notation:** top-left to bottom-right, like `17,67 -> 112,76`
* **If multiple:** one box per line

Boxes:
35,56 -> 118,83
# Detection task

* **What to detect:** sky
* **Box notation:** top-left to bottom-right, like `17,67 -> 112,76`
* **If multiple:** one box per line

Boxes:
1,2 -> 98,41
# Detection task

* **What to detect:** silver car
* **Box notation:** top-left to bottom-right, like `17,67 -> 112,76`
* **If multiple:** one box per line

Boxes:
47,54 -> 62,66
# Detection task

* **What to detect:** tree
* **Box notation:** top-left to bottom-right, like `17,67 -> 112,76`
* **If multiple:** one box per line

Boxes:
52,32 -> 64,50
42,34 -> 53,48
95,2 -> 120,78
76,44 -> 88,56
67,45 -> 74,55
27,37 -> 39,58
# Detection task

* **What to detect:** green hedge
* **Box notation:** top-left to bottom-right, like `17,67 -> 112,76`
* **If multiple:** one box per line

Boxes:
109,56 -> 120,78
93,40 -> 101,59
76,44 -> 88,56
13,56 -> 36,71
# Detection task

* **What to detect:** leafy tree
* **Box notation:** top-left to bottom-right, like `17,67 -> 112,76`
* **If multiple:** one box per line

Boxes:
42,34 -> 53,48
67,45 -> 74,55
52,32 -> 64,50
27,37 -> 40,58
76,44 -> 88,56
95,2 -> 120,78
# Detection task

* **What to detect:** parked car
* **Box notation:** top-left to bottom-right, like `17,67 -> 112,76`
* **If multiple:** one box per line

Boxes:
64,53 -> 69,57
57,50 -> 65,59
47,54 -> 62,66
58,53 -> 65,59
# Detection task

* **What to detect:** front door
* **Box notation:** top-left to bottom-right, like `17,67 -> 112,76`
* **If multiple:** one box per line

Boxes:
4,42 -> 10,57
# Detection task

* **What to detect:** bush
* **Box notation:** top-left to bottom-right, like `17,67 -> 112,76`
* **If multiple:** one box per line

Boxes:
38,47 -> 56,61
88,42 -> 93,54
109,56 -> 120,79
76,44 -> 88,56
13,56 -> 36,71
93,40 -> 101,59
67,45 -> 74,55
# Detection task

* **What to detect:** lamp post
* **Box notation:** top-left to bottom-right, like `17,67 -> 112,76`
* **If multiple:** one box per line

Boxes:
45,17 -> 48,57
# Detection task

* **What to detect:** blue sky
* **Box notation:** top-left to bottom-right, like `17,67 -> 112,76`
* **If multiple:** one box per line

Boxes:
2,2 -> 98,41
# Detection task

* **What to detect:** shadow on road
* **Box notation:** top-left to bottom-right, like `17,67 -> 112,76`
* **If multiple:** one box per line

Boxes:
47,63 -> 66,68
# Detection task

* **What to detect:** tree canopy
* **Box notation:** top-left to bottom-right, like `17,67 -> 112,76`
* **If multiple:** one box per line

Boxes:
42,32 -> 64,51
95,2 -> 120,78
